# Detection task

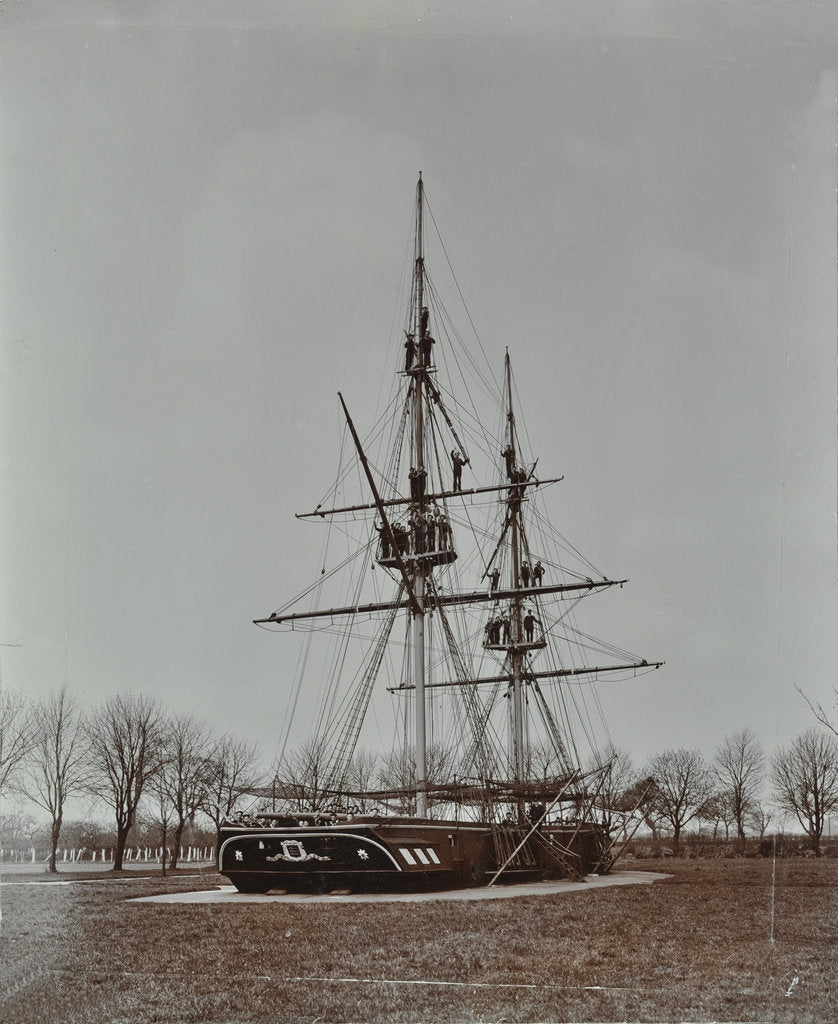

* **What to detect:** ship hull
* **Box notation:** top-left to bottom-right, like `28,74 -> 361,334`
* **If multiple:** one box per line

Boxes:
218,816 -> 608,893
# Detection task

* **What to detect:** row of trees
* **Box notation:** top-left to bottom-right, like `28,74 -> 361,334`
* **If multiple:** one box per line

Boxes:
595,723 -> 838,856
0,688 -> 261,871
207,722 -> 838,857
275,720 -> 838,856
2,685 -> 838,866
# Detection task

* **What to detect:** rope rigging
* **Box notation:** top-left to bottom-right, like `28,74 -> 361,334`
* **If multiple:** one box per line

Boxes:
256,181 -> 659,819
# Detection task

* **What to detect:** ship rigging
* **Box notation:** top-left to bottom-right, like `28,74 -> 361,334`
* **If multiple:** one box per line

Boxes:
219,176 -> 662,893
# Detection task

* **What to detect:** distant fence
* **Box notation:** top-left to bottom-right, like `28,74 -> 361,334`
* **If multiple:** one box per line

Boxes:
620,835 -> 838,859
0,846 -> 216,864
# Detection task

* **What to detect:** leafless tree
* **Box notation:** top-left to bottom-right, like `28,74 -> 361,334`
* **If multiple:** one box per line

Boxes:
0,688 -> 31,797
619,775 -> 665,841
377,744 -> 457,814
0,808 -> 39,851
525,740 -> 566,783
277,737 -> 333,812
588,744 -> 636,840
698,789 -> 738,841
19,686 -> 88,871
345,748 -> 380,812
645,748 -> 711,855
772,728 -> 838,856
202,733 -> 262,832
159,713 -> 217,870
147,767 -> 175,876
714,728 -> 764,851
86,693 -> 163,870
748,800 -> 772,839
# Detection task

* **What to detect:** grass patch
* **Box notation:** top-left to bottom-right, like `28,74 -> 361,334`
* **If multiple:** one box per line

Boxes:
1,858 -> 835,1022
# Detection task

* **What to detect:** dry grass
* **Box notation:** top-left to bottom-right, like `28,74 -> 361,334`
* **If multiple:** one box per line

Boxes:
1,858 -> 836,1022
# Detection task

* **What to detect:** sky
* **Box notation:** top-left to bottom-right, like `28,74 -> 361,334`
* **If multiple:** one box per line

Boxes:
3,1 -> 837,789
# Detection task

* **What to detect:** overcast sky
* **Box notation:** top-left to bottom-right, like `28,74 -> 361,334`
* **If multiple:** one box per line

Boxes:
3,1 -> 837,782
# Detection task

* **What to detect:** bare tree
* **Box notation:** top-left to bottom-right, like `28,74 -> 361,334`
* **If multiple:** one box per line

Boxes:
377,744 -> 457,814
772,728 -> 838,856
86,693 -> 163,870
345,748 -> 380,812
587,744 -> 636,839
645,748 -> 711,855
0,808 -> 39,852
159,713 -> 217,870
525,740 -> 566,783
0,688 -> 30,797
20,686 -> 88,872
698,790 -> 737,841
714,728 -> 764,851
748,800 -> 772,839
202,733 -> 262,832
620,775 -> 665,842
147,767 -> 175,876
277,737 -> 333,812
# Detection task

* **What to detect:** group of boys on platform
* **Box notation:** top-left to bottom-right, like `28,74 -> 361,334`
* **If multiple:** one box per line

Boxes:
375,507 -> 452,560
484,607 -> 542,647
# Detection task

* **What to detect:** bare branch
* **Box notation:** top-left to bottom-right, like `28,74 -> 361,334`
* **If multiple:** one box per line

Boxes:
796,684 -> 838,738
0,688 -> 31,796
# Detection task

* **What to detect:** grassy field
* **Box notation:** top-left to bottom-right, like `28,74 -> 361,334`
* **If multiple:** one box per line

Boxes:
0,858 -> 835,1023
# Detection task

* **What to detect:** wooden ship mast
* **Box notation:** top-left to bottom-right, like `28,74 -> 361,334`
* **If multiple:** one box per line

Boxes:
255,174 -> 662,821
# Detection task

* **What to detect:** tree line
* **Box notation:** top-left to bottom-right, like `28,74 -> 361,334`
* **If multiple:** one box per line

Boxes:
256,700 -> 838,857
2,685 -> 837,869
0,687 -> 261,872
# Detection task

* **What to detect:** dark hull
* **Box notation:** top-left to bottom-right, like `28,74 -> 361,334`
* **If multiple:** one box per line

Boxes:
218,816 -> 608,894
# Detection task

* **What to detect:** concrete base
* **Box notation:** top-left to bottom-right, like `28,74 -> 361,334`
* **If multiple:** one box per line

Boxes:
130,870 -> 669,905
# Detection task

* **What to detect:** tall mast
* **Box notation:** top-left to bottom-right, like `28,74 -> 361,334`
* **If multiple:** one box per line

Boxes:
505,352 -> 527,819
413,174 -> 428,815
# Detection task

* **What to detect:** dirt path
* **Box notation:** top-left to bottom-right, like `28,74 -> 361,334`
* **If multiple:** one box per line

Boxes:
130,869 -> 670,904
